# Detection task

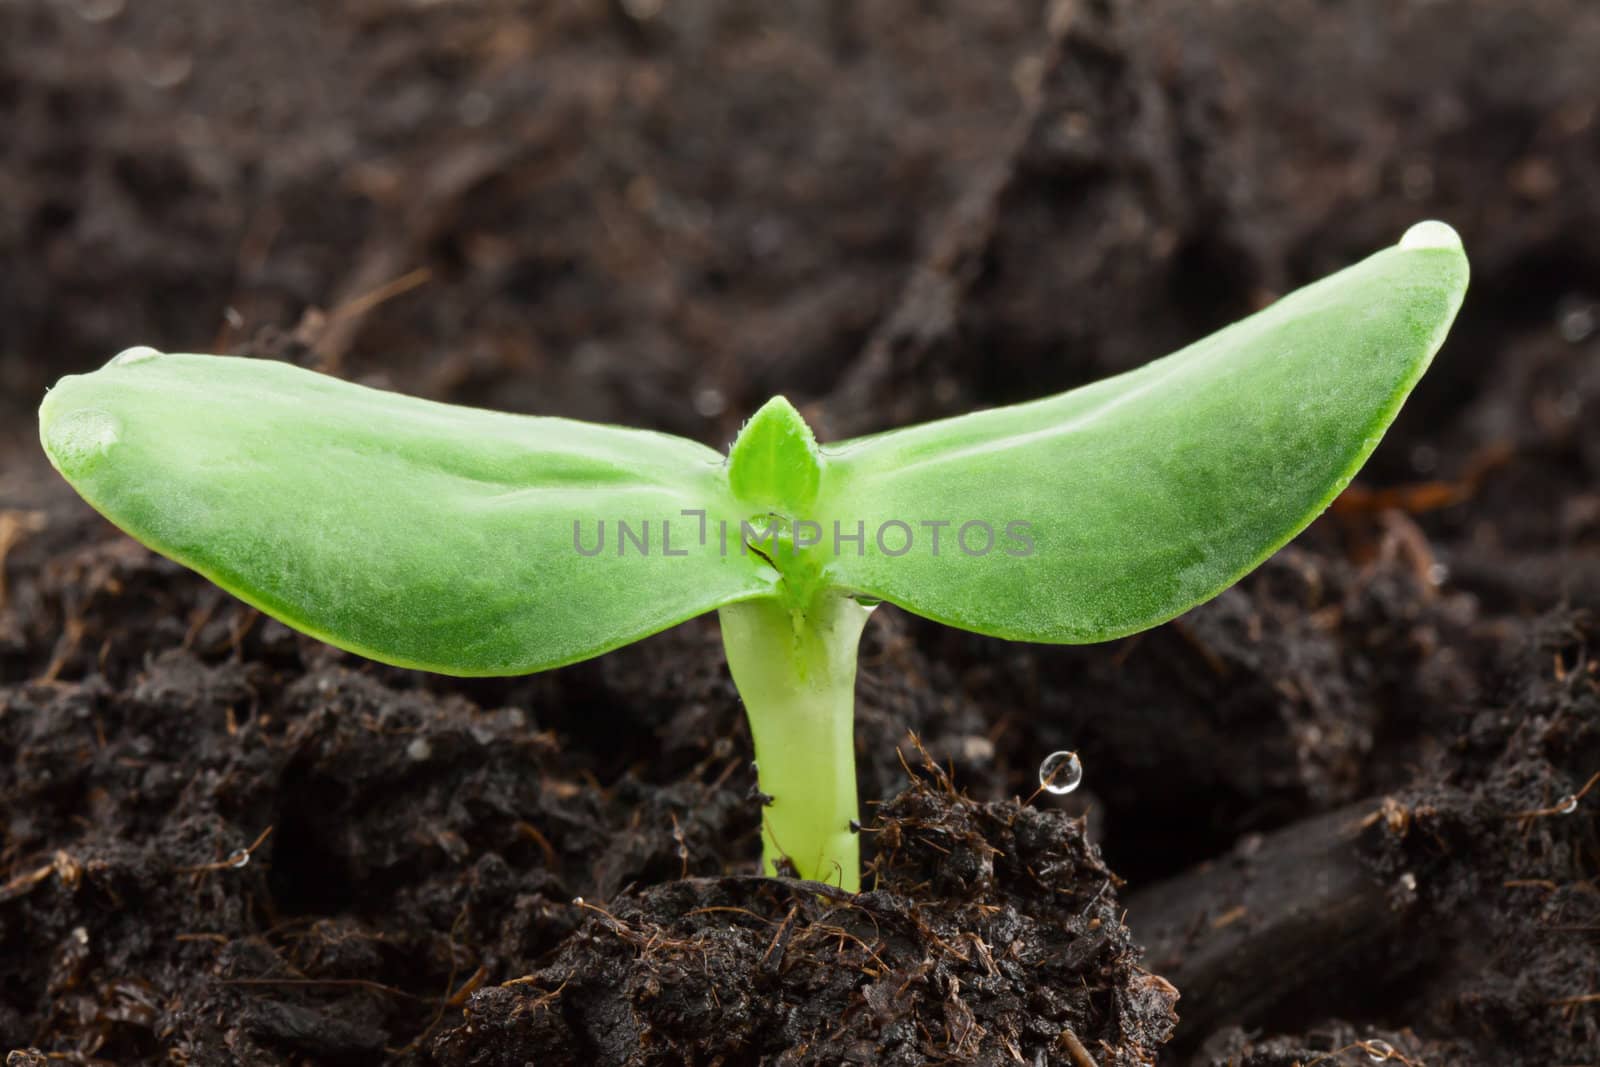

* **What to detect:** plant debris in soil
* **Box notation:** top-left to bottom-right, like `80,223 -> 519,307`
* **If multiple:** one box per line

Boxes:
4,0 -> 1600,1064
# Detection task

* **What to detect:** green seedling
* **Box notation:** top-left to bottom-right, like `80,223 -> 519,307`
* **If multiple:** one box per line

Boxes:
38,222 -> 1468,891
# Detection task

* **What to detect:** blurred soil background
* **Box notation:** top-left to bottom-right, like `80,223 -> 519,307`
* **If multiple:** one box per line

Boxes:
2,0 -> 1599,1064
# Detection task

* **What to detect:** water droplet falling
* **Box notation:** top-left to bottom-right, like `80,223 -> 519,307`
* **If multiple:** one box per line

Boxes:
1039,750 -> 1083,795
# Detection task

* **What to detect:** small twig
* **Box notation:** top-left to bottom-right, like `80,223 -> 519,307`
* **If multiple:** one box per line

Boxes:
1511,770 -> 1599,819
180,825 -> 274,874
1058,1024 -> 1100,1067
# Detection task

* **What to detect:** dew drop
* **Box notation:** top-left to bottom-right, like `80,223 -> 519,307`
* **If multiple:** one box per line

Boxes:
1364,1038 -> 1394,1061
225,848 -> 251,869
1555,794 -> 1579,815
1398,220 -> 1461,252
107,345 -> 161,367
1039,750 -> 1083,795
45,408 -> 121,474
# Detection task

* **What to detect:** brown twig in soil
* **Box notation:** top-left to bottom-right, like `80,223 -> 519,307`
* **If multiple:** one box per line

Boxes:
760,905 -> 799,973
670,811 -> 690,879
38,616 -> 85,684
179,825 -> 274,875
1058,1025 -> 1100,1067
1504,879 -> 1560,890
388,904 -> 475,1056
1511,769 -> 1600,820
0,862 -> 56,904
0,509 -> 47,612
0,851 -> 81,904
328,266 -> 432,328
686,904 -> 775,922
1552,991 -> 1600,1026
1305,1040 -> 1422,1066
1330,440 -> 1513,517
513,820 -> 559,869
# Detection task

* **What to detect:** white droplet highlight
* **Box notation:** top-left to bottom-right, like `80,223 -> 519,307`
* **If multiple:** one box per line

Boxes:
108,345 -> 162,366
226,848 -> 251,869
1039,750 -> 1083,795
45,408 -> 121,473
407,738 -> 433,762
1365,1038 -> 1395,1061
1399,220 -> 1461,252
72,0 -> 124,22
1555,794 -> 1579,815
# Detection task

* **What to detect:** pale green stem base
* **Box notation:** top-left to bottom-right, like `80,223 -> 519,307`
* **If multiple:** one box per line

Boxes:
718,591 -> 873,892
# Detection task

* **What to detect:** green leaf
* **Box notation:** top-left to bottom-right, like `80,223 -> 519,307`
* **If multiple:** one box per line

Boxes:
816,221 -> 1469,642
39,353 -> 776,675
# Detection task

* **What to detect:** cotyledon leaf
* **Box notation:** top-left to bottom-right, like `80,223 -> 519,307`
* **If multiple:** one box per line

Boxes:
39,352 -> 777,675
815,221 -> 1470,643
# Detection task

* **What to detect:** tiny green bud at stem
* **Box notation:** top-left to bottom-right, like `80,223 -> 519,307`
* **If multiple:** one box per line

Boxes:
727,395 -> 823,515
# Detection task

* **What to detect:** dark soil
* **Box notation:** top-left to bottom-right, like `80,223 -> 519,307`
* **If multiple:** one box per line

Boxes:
3,0 -> 1598,1064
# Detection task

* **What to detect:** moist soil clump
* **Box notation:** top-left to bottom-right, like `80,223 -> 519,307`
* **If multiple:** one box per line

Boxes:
435,760 -> 1177,1066
4,0 -> 1600,1064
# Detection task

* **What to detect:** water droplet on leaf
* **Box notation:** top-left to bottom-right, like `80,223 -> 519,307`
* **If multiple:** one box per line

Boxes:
45,408 -> 121,474
108,345 -> 161,366
1039,750 -> 1082,795
1398,220 -> 1461,252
